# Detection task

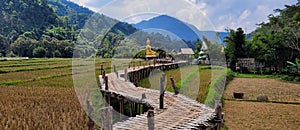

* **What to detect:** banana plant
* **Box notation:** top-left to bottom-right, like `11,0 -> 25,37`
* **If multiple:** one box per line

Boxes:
286,58 -> 300,73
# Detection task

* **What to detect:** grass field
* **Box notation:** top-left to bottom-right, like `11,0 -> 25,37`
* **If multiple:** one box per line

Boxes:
224,101 -> 300,130
224,78 -> 300,103
224,78 -> 300,130
0,58 -> 184,129
137,65 -> 227,103
3,58 -> 298,129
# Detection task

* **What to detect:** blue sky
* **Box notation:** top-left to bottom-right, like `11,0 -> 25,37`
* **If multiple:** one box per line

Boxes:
70,0 -> 298,33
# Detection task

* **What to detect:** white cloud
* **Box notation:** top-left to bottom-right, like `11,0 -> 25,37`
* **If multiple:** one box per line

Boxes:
70,0 -> 298,33
239,10 -> 251,20
97,0 -> 214,31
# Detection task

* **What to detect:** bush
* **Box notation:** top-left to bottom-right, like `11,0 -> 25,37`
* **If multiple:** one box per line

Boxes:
281,75 -> 289,80
33,47 -> 46,58
53,50 -> 62,58
287,76 -> 295,81
293,76 -> 300,82
257,93 -> 268,101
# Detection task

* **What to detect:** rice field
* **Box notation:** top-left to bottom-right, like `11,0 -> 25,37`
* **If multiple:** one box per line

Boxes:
137,65 -> 227,103
223,78 -> 300,129
0,58 -> 192,129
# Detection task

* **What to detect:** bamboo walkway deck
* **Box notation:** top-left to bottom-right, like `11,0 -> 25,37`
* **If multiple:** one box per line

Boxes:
99,62 -> 221,130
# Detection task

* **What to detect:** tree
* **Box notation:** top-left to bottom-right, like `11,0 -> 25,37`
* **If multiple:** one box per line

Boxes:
193,38 -> 202,58
224,28 -> 246,71
63,46 -> 74,58
33,47 -> 46,58
0,35 -> 8,56
10,37 -> 37,57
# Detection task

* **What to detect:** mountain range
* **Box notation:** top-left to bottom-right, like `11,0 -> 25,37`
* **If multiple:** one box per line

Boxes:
132,15 -> 229,44
0,0 -> 230,58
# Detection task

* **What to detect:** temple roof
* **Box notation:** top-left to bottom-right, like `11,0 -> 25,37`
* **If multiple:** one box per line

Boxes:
179,48 -> 194,55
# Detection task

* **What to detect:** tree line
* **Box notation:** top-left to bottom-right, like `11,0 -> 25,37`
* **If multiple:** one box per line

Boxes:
224,1 -> 300,73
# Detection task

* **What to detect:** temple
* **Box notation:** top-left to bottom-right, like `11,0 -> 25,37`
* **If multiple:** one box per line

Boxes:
145,38 -> 157,58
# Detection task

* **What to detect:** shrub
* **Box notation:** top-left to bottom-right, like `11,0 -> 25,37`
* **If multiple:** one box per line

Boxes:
257,93 -> 268,101
54,50 -> 62,58
293,76 -> 300,82
33,47 -> 46,58
287,76 -> 295,81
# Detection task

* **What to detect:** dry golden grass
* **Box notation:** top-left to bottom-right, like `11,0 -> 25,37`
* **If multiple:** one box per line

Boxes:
0,60 -> 72,71
0,68 -> 72,82
0,58 -> 109,129
224,78 -> 300,102
0,86 -> 91,129
224,101 -> 300,130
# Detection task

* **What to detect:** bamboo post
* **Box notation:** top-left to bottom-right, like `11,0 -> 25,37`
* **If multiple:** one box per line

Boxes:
100,106 -> 112,130
87,100 -> 94,130
113,65 -> 116,72
147,109 -> 154,130
104,76 -> 108,90
128,63 -> 130,68
214,100 -> 223,130
100,65 -> 104,75
119,99 -> 124,120
124,68 -> 128,81
170,77 -> 179,95
133,102 -> 139,116
115,71 -> 119,78
102,70 -> 106,80
160,74 -> 166,109
129,101 -> 133,117
142,93 -> 146,100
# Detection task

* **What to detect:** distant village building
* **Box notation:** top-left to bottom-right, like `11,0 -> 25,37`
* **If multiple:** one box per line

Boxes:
178,48 -> 194,61
198,50 -> 210,64
237,58 -> 255,69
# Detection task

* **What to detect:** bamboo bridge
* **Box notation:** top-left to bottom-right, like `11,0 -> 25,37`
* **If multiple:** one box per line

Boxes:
98,61 -> 223,130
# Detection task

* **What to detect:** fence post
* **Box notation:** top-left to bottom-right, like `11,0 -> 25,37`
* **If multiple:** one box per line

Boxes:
119,98 -> 124,120
102,70 -> 106,80
170,77 -> 179,95
100,106 -> 112,130
214,100 -> 223,130
160,74 -> 166,109
113,65 -> 116,72
105,76 -> 108,90
100,65 -> 104,75
142,93 -> 146,100
124,68 -> 128,81
147,109 -> 154,130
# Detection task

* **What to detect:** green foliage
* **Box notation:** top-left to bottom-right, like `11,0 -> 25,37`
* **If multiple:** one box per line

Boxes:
33,47 -> 46,58
246,1 -> 300,72
0,0 -> 57,39
286,58 -> 300,73
0,34 -> 9,56
224,28 -> 246,71
193,39 -> 202,58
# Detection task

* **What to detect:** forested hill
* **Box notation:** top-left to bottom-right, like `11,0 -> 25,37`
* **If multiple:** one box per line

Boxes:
0,0 -> 137,58
0,0 -> 193,58
0,0 -> 97,57
0,0 -> 57,40
48,0 -> 94,29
